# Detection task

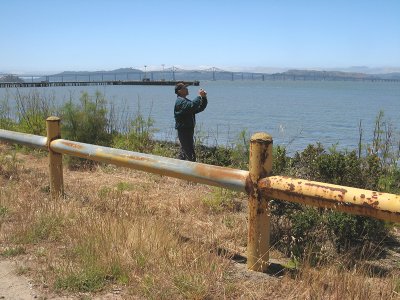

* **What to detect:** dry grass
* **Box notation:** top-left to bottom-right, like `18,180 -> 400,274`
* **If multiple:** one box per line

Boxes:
0,143 -> 399,299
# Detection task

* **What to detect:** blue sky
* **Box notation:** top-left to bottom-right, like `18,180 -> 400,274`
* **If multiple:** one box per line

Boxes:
1,0 -> 399,73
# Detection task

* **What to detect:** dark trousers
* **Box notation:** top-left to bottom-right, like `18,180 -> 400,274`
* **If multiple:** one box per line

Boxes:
177,127 -> 196,162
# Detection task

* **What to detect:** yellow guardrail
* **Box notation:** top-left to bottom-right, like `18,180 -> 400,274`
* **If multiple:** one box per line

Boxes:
1,117 -> 399,273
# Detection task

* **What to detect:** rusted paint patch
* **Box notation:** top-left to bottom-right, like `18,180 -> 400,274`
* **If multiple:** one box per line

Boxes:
60,141 -> 85,150
304,182 -> 347,194
363,201 -> 379,208
260,151 -> 268,166
120,153 -> 152,162
245,175 -> 254,195
194,163 -> 247,182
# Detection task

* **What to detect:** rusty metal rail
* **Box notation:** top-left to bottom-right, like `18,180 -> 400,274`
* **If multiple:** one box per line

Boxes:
0,128 -> 248,192
1,118 -> 400,273
260,176 -> 400,223
50,138 -> 249,192
0,129 -> 47,150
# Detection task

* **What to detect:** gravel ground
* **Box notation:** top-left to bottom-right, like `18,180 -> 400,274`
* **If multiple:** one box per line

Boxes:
0,260 -> 40,299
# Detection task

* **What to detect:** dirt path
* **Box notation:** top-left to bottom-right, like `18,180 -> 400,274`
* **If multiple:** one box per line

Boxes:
0,260 -> 126,299
0,260 -> 40,299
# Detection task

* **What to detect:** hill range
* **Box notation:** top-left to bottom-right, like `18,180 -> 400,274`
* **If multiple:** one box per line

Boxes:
1,68 -> 400,82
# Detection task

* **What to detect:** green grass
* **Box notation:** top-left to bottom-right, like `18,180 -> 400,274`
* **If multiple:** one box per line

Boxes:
15,215 -> 64,244
116,181 -> 135,192
173,273 -> 207,299
55,268 -> 108,292
1,246 -> 26,257
54,257 -> 129,292
202,187 -> 242,213
0,205 -> 8,218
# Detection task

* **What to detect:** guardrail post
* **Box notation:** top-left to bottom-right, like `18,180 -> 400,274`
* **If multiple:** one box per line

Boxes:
46,117 -> 64,199
247,132 -> 273,272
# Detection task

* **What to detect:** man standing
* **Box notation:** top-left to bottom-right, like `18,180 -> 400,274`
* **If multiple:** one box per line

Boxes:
174,82 -> 208,161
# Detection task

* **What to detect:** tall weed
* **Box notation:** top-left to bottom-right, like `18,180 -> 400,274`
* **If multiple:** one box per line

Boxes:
15,89 -> 56,135
112,102 -> 157,153
0,96 -> 15,130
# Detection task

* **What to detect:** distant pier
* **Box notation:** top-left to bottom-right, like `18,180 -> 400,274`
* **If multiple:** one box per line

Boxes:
0,80 -> 200,89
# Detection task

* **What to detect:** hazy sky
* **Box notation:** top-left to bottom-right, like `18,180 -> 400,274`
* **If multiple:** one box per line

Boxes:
1,0 -> 399,73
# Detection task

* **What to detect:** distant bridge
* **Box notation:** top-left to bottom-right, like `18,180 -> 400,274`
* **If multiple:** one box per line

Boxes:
0,67 -> 399,88
0,80 -> 199,89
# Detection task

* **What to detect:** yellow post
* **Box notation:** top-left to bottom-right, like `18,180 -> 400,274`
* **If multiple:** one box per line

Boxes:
46,117 -> 63,199
247,132 -> 272,272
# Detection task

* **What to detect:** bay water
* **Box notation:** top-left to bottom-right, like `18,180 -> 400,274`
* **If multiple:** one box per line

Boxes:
1,80 -> 399,154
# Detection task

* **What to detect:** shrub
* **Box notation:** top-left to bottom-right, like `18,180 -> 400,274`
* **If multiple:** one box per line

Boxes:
290,143 -> 325,179
196,144 -> 232,166
273,145 -> 291,175
378,169 -> 400,193
270,133 -> 394,262
60,91 -> 112,167
287,207 -> 330,263
326,212 -> 388,249
61,91 -> 112,147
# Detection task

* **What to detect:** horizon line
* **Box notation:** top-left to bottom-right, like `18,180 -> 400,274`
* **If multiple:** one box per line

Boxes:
2,65 -> 400,76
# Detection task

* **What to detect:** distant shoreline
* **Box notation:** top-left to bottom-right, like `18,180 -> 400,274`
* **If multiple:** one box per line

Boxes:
1,68 -> 400,84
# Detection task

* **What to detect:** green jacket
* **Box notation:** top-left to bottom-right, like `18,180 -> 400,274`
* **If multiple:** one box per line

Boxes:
174,96 -> 208,129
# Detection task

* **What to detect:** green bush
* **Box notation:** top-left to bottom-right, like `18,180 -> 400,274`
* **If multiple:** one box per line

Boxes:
269,123 -> 398,262
60,92 -> 112,167
151,141 -> 179,158
61,91 -> 112,146
196,144 -> 232,166
378,169 -> 400,193
317,148 -> 365,188
273,146 -> 291,175
290,143 -> 325,179
326,212 -> 388,252
287,208 -> 329,262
